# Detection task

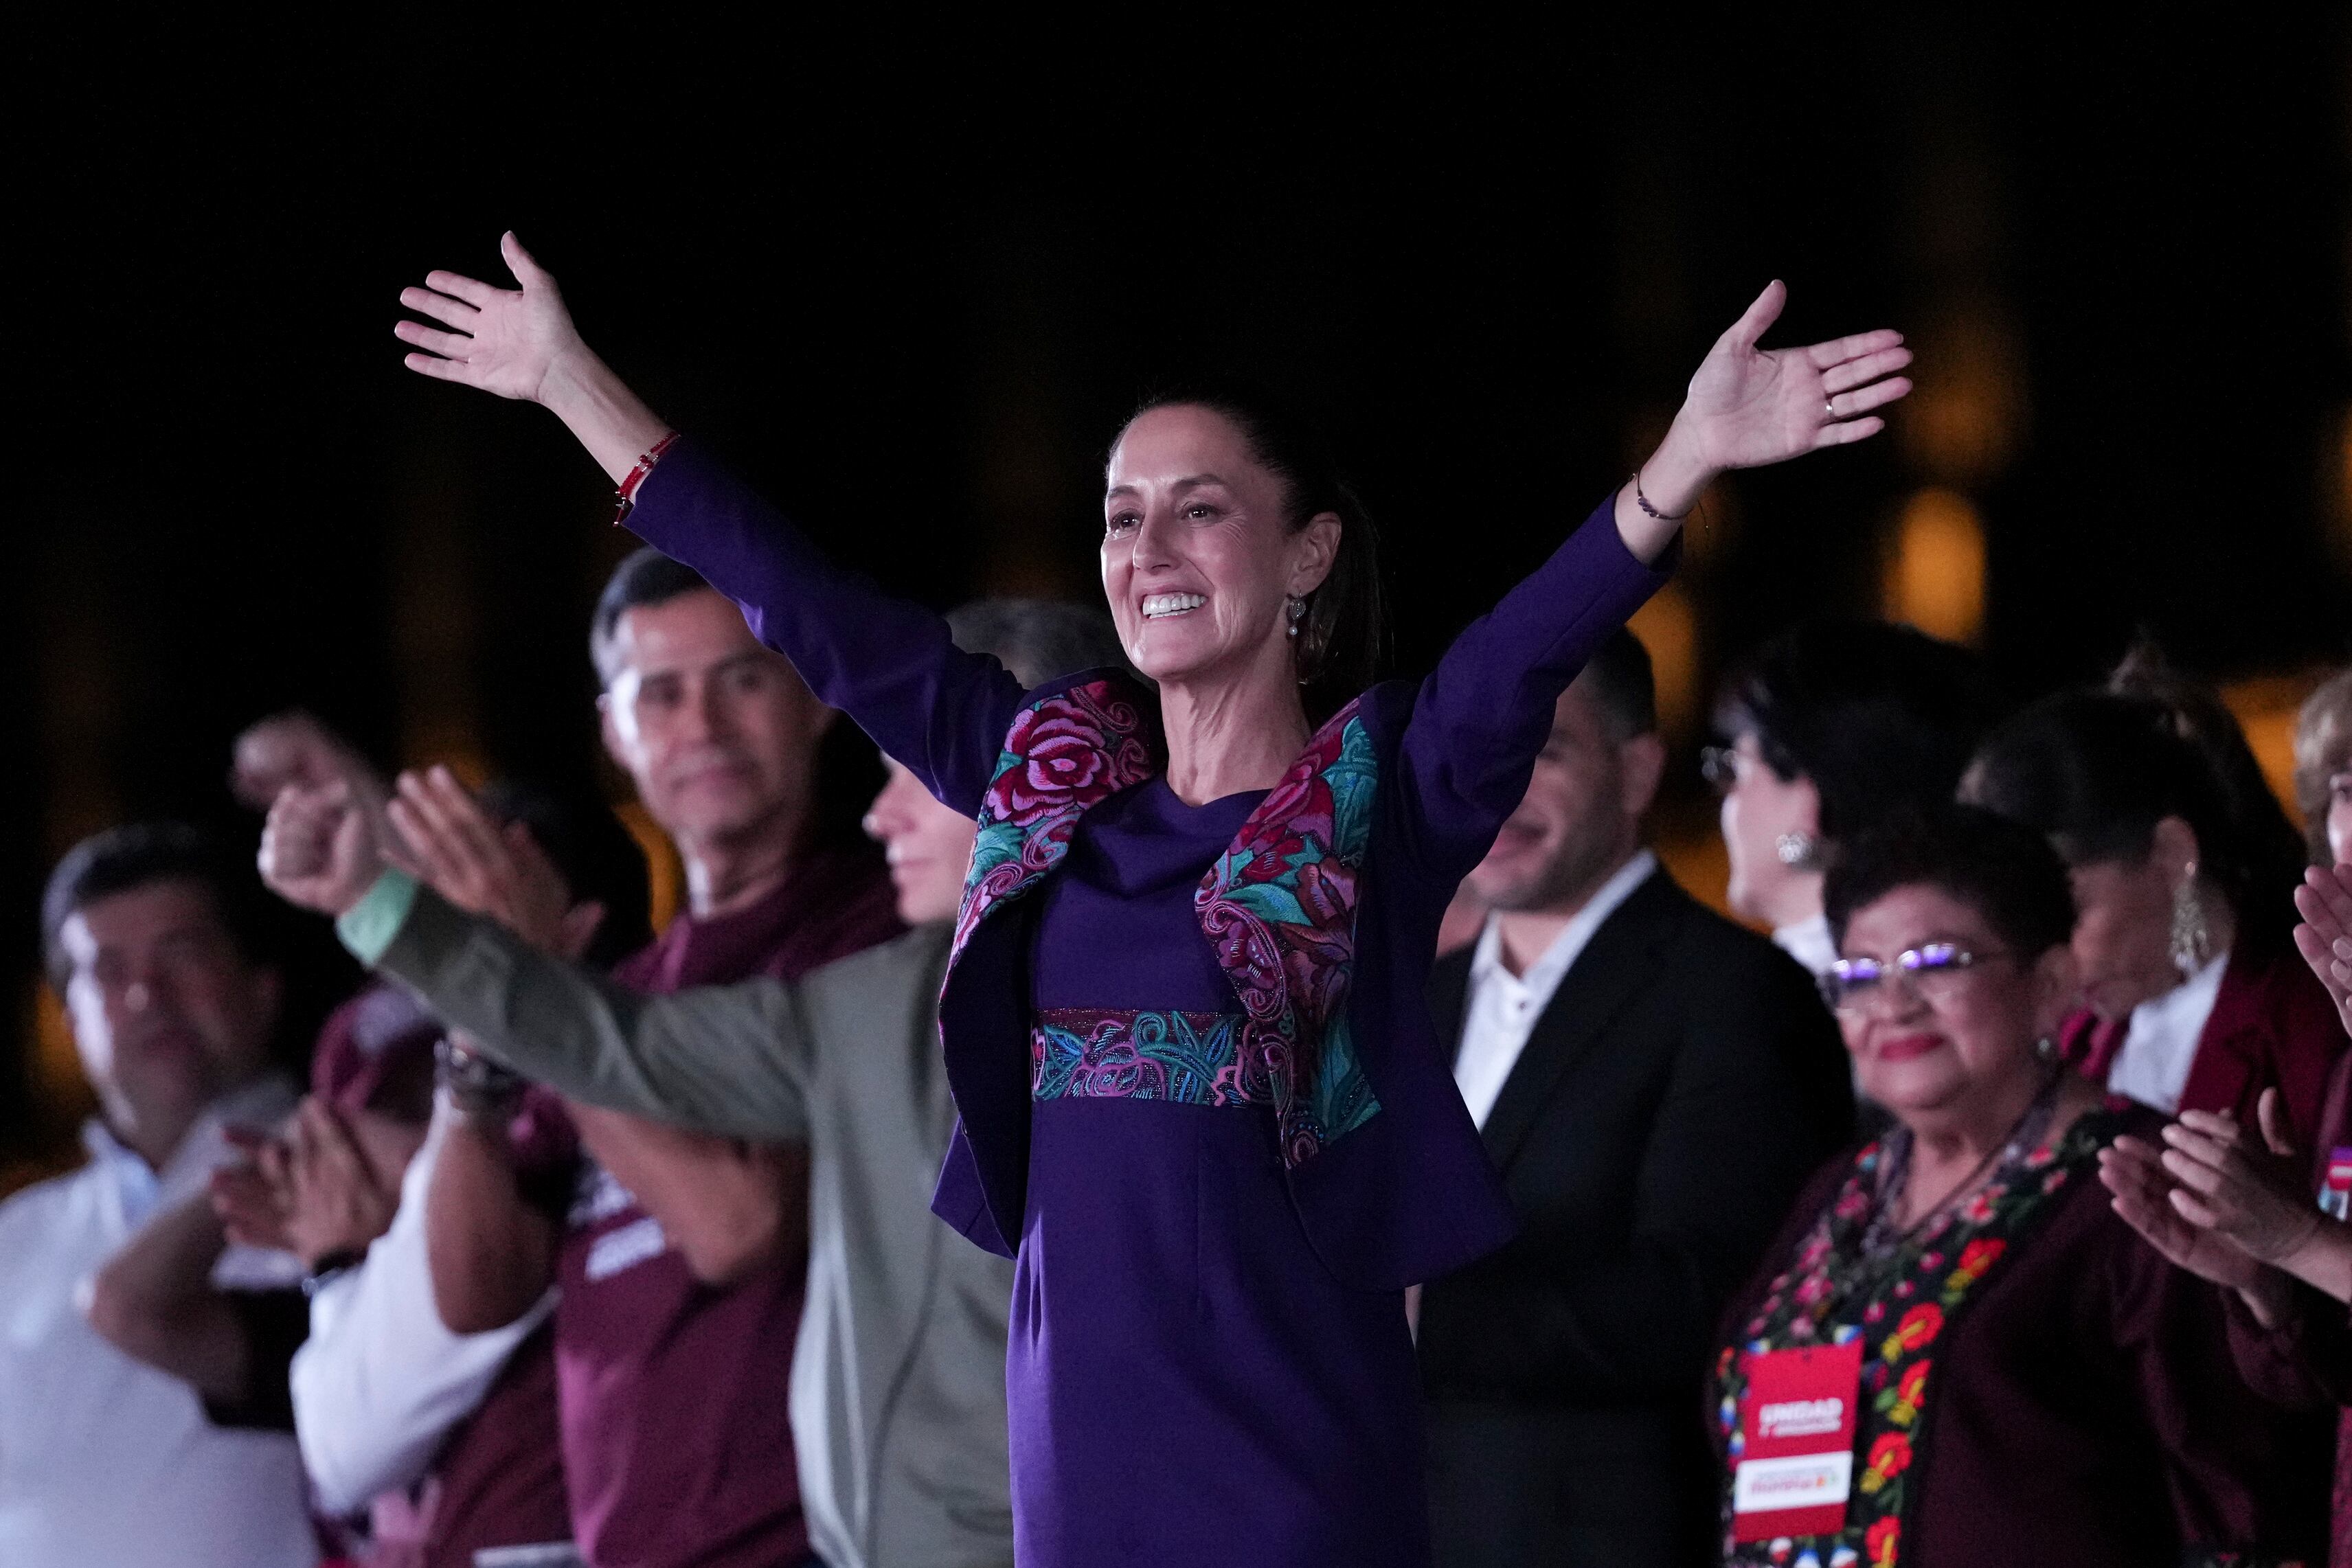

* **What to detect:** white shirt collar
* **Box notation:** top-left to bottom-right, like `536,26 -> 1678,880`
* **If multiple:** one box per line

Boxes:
1772,913 -> 1840,979
1456,851 -> 1658,1128
2108,951 -> 2230,1116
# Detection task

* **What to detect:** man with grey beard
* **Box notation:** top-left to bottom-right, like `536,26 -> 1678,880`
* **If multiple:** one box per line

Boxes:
1416,630 -> 1853,1568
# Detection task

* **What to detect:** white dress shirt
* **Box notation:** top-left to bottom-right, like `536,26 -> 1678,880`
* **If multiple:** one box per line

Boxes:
1772,912 -> 1840,979
0,1078 -> 318,1568
291,1104 -> 557,1516
1454,852 -> 1658,1128
2105,951 -> 2229,1116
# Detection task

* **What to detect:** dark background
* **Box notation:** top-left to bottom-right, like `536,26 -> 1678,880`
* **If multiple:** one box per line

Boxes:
9,14 -> 2348,1177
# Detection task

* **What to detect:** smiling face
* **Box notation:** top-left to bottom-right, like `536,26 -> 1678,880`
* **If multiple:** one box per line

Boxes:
1100,405 -> 1339,691
58,878 -> 279,1166
1468,677 -> 1664,912
863,758 -> 978,925
1835,883 -> 2072,1125
599,589 -> 838,856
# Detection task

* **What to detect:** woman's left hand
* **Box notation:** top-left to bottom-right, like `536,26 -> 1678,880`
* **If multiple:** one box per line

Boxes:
1619,282 -> 1912,558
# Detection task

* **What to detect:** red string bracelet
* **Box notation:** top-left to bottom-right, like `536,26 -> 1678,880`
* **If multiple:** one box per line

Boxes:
614,432 -> 681,523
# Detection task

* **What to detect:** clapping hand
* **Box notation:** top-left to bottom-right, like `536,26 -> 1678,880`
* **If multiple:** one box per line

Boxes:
2291,862 -> 2352,1035
390,767 -> 605,960
214,1101 -> 405,1272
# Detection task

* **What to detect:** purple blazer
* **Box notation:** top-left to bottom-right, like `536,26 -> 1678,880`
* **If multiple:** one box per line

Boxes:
626,438 -> 1673,1288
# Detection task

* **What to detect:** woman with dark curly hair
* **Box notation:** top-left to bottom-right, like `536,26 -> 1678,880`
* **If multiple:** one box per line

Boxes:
1710,808 -> 2327,1567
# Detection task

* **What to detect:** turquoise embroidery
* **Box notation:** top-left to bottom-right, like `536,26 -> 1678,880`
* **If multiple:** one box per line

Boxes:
1031,1010 -> 1266,1106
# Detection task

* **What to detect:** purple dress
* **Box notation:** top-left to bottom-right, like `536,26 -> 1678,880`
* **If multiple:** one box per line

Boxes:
626,440 -> 1672,1566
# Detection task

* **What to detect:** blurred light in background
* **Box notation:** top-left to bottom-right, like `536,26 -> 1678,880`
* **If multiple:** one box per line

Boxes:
1882,487 -> 1987,645
1629,582 -> 1701,742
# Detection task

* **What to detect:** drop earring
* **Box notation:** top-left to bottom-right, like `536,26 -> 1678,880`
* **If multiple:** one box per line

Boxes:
1285,595 -> 1306,638
2169,863 -> 2213,977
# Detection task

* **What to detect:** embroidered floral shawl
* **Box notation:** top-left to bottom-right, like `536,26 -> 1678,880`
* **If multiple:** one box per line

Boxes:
947,674 -> 1381,1166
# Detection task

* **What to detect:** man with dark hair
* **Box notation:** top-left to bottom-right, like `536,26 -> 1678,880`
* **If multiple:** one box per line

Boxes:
369,547 -> 896,1568
265,598 -> 1125,1568
1,823 -> 318,1567
1418,630 -> 1853,1567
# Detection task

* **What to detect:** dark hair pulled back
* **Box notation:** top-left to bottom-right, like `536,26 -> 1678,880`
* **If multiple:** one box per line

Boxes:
1121,384 -> 1384,720
1960,686 -> 2306,955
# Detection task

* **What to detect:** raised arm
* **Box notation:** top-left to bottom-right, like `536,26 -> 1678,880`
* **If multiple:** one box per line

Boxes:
396,234 -> 1021,808
1397,282 -> 1912,866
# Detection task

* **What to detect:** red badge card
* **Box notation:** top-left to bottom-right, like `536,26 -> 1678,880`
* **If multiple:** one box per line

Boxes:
1732,1339 -> 1864,1543
2322,1148 -> 2352,1222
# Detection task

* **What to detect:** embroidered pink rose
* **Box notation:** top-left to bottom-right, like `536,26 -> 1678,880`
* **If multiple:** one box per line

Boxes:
995,707 -> 1119,825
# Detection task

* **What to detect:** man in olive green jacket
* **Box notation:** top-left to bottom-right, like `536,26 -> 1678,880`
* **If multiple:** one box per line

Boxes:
262,600 -> 1124,1568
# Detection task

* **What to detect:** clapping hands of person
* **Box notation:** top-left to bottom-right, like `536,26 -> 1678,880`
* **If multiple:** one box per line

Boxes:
212,1101 -> 403,1272
389,767 -> 604,961
2100,1088 -> 2334,1323
2291,861 -> 2352,1035
1620,281 -> 1913,559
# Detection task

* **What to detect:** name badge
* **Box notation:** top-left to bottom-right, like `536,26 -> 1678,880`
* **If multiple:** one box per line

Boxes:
1733,1339 -> 1864,1543
2322,1148 -> 2352,1222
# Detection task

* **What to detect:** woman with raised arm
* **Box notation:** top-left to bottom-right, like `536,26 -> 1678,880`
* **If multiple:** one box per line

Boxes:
395,234 -> 1912,1568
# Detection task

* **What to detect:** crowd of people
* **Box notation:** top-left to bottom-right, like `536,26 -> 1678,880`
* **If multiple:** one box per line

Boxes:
2,234 -> 2347,1568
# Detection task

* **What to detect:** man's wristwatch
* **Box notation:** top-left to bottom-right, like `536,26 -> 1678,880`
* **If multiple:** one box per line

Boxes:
436,1035 -> 527,1122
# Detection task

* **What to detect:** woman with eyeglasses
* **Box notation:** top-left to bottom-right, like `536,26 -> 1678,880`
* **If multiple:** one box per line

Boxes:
1706,806 -> 2329,1567
1961,685 -> 2347,1157
1704,622 -> 2000,981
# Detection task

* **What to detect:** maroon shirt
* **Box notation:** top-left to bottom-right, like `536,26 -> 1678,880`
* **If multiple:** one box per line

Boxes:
368,1326 -> 572,1568
514,844 -> 901,1568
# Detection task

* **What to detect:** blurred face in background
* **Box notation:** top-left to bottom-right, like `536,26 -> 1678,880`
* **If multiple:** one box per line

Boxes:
1717,730 -> 1824,929
58,879 -> 279,1164
600,589 -> 838,855
1834,883 -> 2072,1125
2062,816 -> 2202,1022
864,758 -> 977,925
1468,677 -> 1662,913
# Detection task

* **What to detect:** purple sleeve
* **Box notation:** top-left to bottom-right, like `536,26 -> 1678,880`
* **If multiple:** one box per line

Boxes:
1390,496 -> 1673,872
623,438 -> 1025,813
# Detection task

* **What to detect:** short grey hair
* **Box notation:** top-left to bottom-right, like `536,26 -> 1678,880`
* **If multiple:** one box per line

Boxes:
945,598 -> 1131,690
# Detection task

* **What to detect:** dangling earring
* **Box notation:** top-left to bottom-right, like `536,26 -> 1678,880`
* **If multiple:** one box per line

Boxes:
1776,830 -> 1820,870
2169,863 -> 2213,977
1285,595 -> 1306,639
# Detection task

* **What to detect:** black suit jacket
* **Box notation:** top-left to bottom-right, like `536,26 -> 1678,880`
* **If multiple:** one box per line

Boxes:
1418,867 -> 1851,1568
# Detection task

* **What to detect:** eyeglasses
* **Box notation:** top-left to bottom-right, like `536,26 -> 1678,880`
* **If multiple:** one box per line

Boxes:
1700,745 -> 1739,794
1818,943 -> 2011,1013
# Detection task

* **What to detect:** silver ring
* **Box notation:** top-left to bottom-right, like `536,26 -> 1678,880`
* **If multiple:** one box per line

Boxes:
1824,396 -> 1838,419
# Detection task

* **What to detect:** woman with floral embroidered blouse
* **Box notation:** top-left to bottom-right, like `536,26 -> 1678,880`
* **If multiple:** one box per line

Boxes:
1710,806 -> 2329,1568
392,234 -> 1912,1568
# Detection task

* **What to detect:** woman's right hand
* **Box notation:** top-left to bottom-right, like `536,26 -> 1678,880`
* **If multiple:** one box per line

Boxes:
396,232 -> 585,404
396,234 -> 669,484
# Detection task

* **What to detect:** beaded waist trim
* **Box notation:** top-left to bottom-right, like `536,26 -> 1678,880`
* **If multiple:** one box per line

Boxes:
1030,1008 -> 1269,1106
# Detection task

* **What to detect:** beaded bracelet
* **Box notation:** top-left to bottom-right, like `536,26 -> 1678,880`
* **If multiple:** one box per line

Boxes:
614,431 -> 682,523
1631,466 -> 1690,523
